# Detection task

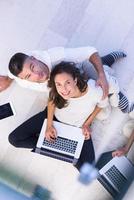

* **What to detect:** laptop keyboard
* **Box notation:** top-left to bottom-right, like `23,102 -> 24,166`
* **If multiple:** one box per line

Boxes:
105,165 -> 127,191
43,136 -> 78,154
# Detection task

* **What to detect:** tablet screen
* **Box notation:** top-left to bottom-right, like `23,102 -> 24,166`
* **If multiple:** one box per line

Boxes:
0,103 -> 15,120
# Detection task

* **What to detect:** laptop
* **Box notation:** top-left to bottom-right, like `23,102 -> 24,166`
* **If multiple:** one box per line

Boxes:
35,119 -> 84,164
0,102 -> 16,120
97,156 -> 134,198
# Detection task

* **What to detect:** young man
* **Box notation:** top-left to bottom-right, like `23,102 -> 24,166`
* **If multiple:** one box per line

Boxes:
0,46 -> 109,98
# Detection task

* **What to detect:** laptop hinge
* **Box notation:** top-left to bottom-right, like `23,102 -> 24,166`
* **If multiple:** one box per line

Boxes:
35,147 -> 41,154
35,147 -> 76,164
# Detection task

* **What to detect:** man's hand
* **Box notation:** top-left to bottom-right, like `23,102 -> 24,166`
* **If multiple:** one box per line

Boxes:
96,73 -> 109,99
112,146 -> 128,157
82,124 -> 92,140
0,76 -> 13,92
45,125 -> 57,142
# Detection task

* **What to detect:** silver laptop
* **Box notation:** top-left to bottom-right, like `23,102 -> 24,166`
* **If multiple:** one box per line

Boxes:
97,156 -> 134,198
35,119 -> 84,164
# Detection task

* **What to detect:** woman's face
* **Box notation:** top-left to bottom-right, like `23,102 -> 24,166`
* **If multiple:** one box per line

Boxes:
54,72 -> 77,100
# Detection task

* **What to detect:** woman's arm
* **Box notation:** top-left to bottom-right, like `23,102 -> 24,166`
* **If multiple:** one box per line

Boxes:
84,106 -> 102,126
47,100 -> 55,128
82,106 -> 102,140
45,100 -> 57,141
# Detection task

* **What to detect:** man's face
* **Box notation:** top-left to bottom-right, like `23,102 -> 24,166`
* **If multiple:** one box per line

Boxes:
18,56 -> 49,83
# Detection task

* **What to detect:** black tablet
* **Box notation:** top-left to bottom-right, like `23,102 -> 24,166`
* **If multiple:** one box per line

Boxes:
0,102 -> 16,120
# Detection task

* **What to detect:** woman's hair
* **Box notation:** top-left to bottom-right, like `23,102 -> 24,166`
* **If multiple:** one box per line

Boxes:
48,61 -> 88,109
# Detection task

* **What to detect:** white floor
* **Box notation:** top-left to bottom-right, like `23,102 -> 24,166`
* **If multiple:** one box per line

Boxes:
0,1 -> 134,199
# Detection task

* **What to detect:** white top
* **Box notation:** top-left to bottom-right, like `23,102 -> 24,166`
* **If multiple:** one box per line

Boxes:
8,46 -> 97,92
55,79 -> 109,127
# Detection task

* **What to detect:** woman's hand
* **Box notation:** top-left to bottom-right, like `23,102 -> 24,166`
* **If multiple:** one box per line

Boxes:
45,125 -> 57,142
82,124 -> 92,140
112,146 -> 128,157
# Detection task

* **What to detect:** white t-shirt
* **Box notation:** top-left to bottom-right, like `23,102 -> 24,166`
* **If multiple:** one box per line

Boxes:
8,46 -> 97,92
55,79 -> 109,127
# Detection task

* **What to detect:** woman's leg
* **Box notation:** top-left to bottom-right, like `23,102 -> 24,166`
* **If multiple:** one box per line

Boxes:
8,109 -> 47,149
75,138 -> 95,171
101,51 -> 126,67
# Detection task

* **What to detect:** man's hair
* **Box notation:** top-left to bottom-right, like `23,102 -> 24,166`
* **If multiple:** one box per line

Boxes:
8,53 -> 28,76
48,61 -> 88,109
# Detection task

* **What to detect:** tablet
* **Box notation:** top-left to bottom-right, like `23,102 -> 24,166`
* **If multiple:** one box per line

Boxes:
0,102 -> 16,120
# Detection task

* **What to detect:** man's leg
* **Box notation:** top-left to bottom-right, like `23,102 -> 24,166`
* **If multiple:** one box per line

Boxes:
8,109 -> 47,149
118,92 -> 134,113
77,51 -> 126,81
75,138 -> 95,171
101,51 -> 126,67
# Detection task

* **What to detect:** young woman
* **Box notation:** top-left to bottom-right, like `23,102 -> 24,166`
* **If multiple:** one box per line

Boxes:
44,61 -> 120,170
45,62 -> 109,140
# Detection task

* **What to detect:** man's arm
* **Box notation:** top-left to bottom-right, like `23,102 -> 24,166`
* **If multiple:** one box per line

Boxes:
112,128 -> 134,157
0,75 -> 13,92
89,52 -> 109,99
125,128 -> 134,152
